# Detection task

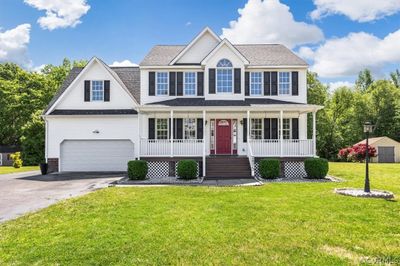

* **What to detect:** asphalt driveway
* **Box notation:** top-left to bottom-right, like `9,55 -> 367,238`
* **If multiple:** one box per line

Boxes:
0,171 -> 123,222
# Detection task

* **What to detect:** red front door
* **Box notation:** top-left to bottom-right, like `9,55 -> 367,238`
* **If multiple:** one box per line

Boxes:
216,119 -> 231,154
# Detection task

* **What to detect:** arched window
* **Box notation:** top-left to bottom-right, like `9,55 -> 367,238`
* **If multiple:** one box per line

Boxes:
216,59 -> 233,93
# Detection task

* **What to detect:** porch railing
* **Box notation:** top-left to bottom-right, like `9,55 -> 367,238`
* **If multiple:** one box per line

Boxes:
140,138 -> 203,157
249,139 -> 314,157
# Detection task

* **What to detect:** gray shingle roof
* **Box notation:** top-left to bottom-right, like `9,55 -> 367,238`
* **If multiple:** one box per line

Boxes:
44,66 -> 141,115
147,98 -> 304,107
140,44 -> 307,66
50,109 -> 137,115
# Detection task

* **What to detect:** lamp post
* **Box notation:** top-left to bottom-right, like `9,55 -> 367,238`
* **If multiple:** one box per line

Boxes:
363,122 -> 374,193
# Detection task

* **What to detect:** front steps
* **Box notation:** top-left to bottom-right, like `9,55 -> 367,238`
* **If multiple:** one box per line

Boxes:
205,156 -> 252,179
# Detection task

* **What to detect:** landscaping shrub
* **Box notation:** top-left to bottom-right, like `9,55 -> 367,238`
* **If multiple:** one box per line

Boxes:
10,152 -> 23,168
258,159 -> 280,179
127,160 -> 148,180
304,158 -> 329,179
177,160 -> 197,179
338,144 -> 376,162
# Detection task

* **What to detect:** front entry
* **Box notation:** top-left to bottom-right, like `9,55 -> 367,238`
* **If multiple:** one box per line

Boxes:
216,119 -> 232,154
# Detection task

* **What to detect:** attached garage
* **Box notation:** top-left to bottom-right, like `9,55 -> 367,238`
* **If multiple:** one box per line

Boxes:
356,137 -> 400,163
60,140 -> 135,172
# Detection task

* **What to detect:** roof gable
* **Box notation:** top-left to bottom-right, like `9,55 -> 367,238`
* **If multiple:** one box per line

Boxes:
170,27 -> 221,65
201,39 -> 250,66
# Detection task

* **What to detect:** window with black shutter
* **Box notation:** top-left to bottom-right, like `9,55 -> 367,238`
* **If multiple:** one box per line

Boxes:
209,68 -> 215,94
84,80 -> 90,102
271,72 -> 278,95
169,72 -> 176,96
292,118 -> 299,139
234,68 -> 241,94
148,118 -> 155,139
292,71 -> 299,96
197,72 -> 204,96
149,72 -> 155,96
104,80 -> 110,101
243,118 -> 247,143
244,72 -> 250,96
177,72 -> 183,96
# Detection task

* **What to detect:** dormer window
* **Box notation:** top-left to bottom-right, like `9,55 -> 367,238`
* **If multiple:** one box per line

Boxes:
216,59 -> 233,93
156,72 -> 169,96
91,80 -> 104,101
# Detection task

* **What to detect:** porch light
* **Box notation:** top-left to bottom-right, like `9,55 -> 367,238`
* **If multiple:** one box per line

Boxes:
363,122 -> 374,193
240,120 -> 243,125
363,122 -> 374,133
92,130 -> 100,134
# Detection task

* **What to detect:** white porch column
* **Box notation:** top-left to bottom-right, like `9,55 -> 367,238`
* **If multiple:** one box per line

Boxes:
170,110 -> 174,157
246,110 -> 250,143
312,111 -> 317,157
137,112 -> 141,160
280,110 -> 283,157
202,110 -> 206,177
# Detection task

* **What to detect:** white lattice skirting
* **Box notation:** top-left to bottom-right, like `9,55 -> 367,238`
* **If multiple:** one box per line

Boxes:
254,160 -> 307,179
147,161 -> 200,178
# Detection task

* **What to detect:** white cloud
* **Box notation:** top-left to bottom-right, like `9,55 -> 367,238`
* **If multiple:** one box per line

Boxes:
110,60 -> 138,67
221,0 -> 324,48
299,29 -> 400,78
327,81 -> 354,91
32,64 -> 46,73
24,0 -> 90,30
311,0 -> 400,22
185,21 -> 192,26
0,24 -> 31,66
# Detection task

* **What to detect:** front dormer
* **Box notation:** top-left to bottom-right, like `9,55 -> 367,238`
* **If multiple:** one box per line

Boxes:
139,27 -> 308,105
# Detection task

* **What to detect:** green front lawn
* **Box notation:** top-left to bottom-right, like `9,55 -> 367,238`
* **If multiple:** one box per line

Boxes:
0,163 -> 399,265
0,166 -> 39,175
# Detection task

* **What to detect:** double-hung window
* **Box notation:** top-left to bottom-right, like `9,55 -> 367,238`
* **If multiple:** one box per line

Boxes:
184,72 -> 196,95
250,119 -> 263,139
156,119 -> 168,139
250,72 -> 262,96
279,118 -> 291,139
184,118 -> 196,139
156,72 -> 169,96
278,72 -> 291,95
216,59 -> 233,93
91,80 -> 104,101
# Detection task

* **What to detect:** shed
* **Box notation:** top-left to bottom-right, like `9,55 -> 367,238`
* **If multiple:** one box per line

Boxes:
0,145 -> 20,166
356,137 -> 400,163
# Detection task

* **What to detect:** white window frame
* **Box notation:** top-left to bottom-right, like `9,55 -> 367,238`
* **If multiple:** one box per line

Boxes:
250,118 -> 263,140
0,154 -> 2,166
156,118 -> 169,140
183,72 -> 197,96
278,72 -> 291,95
216,59 -> 233,94
91,80 -> 104,102
183,118 -> 197,139
156,72 -> 169,96
250,72 -> 263,96
279,118 -> 291,139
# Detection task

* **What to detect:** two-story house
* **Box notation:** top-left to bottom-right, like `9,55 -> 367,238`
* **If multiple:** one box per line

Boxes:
43,27 -> 322,179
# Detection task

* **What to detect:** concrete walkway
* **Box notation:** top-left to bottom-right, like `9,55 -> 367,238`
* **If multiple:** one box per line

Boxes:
0,171 -> 122,223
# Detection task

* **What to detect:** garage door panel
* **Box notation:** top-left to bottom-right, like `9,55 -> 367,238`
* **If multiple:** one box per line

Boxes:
378,146 -> 395,163
61,140 -> 134,172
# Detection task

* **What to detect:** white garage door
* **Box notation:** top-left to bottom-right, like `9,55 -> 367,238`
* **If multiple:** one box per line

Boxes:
378,146 -> 395,163
60,140 -> 135,172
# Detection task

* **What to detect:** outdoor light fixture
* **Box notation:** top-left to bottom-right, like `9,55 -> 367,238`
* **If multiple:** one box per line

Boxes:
363,122 -> 374,193
240,120 -> 243,125
92,130 -> 100,134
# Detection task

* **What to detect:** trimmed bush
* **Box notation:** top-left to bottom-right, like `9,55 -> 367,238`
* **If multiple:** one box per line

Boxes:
259,159 -> 280,179
177,160 -> 197,180
304,158 -> 329,179
10,152 -> 23,168
127,160 -> 148,180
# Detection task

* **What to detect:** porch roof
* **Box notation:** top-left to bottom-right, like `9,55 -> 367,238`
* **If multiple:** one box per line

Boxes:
141,98 -> 323,112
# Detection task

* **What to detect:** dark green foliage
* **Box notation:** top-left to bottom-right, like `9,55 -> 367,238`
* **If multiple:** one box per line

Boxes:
259,159 -> 280,179
20,111 -> 45,165
176,160 -> 197,179
304,158 -> 329,179
127,160 -> 148,180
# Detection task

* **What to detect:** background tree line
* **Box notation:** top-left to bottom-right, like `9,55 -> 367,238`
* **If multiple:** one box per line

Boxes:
0,60 -> 399,164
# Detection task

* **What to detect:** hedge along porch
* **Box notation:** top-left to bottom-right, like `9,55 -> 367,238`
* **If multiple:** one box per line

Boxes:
137,103 -> 322,178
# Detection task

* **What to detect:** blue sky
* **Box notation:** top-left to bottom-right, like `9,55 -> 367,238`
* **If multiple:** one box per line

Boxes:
1,0 -> 399,87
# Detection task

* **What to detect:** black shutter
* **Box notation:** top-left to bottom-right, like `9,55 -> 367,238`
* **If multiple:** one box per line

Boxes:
169,72 -> 176,96
264,118 -> 271,139
176,119 -> 183,139
234,68 -> 241,94
197,119 -> 203,139
149,72 -> 155,96
271,118 -> 278,139
271,72 -> 278,95
292,118 -> 299,139
148,118 -> 155,139
177,72 -> 183,96
197,72 -> 204,96
168,119 -> 171,139
104,80 -> 110,102
245,72 -> 250,96
292,71 -> 299,96
209,68 -> 215,94
264,72 -> 271,96
243,118 -> 247,143
84,80 -> 90,102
